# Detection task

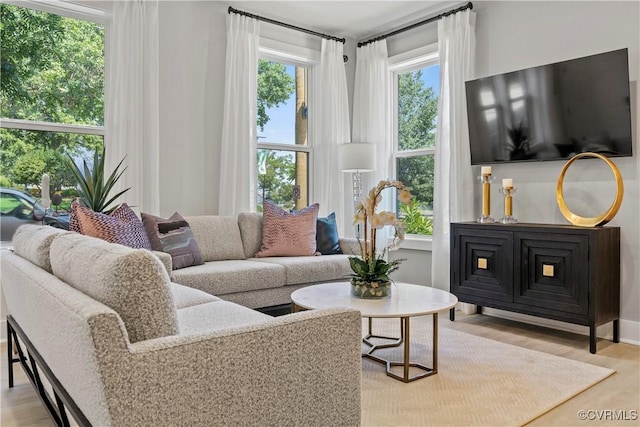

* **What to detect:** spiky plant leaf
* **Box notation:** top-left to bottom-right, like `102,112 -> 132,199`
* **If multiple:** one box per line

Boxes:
66,146 -> 130,213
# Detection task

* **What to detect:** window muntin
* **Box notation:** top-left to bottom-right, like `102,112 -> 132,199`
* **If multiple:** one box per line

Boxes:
256,58 -> 310,211
0,3 -> 105,214
393,60 -> 439,236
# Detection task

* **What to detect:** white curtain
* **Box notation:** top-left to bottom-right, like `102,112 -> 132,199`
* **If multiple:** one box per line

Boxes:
314,39 -> 350,231
218,14 -> 260,215
432,10 -> 476,291
106,0 -> 160,215
352,40 -> 391,238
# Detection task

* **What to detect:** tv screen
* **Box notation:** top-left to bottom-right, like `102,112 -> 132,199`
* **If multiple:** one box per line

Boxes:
466,48 -> 633,164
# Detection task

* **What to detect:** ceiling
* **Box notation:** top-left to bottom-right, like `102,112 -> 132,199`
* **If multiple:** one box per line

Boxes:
227,1 -> 462,41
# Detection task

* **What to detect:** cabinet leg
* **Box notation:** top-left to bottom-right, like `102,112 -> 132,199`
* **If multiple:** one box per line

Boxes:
589,325 -> 597,354
449,308 -> 455,322
613,319 -> 619,343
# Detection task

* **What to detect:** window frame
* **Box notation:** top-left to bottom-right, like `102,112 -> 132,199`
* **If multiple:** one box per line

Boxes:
389,44 -> 439,248
0,0 -> 109,139
256,41 -> 318,209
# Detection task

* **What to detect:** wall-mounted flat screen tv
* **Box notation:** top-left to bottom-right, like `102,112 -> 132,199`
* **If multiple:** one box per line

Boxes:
466,48 -> 633,164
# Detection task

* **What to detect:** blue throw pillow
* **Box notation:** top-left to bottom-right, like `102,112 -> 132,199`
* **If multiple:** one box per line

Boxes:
316,212 -> 342,255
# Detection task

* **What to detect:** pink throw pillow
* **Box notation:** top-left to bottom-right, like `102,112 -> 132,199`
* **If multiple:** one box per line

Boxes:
71,203 -> 152,250
255,201 -> 319,257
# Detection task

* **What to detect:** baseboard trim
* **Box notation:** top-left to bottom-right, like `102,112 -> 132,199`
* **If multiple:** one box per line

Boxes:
480,307 -> 640,346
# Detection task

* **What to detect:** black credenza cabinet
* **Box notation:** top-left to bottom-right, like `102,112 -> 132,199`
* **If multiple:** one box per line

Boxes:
450,222 -> 620,353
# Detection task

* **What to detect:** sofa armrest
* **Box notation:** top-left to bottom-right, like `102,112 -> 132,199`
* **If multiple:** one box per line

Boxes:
151,250 -> 172,275
339,237 -> 363,256
97,308 -> 362,427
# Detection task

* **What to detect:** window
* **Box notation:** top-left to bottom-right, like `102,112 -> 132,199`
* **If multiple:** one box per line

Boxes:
0,3 -> 106,212
256,58 -> 311,212
392,54 -> 439,236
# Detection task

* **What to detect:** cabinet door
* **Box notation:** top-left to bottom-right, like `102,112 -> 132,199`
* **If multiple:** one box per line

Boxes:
514,232 -> 588,315
452,227 -> 513,302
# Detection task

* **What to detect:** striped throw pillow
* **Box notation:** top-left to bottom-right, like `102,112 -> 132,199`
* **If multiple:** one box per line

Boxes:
71,203 -> 152,250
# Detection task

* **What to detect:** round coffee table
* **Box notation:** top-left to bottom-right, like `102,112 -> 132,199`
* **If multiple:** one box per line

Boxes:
291,282 -> 458,382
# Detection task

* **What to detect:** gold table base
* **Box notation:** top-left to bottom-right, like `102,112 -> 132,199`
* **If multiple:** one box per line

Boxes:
362,314 -> 438,383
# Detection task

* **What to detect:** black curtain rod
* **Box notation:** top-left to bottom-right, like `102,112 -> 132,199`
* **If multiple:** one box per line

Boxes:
228,6 -> 346,44
358,2 -> 473,48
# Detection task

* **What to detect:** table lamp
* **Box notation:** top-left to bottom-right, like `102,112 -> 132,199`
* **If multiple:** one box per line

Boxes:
339,142 -> 377,237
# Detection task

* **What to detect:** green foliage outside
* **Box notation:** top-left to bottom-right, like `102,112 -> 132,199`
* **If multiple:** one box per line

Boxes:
256,60 -> 297,209
257,150 -> 296,210
11,148 -> 75,190
257,60 -> 295,132
400,202 -> 433,235
1,5 -> 104,126
0,4 -> 104,198
397,69 -> 439,235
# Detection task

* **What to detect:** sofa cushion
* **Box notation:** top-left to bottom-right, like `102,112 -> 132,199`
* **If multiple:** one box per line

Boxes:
50,233 -> 178,343
171,282 -> 219,309
256,201 -> 319,257
184,216 -> 245,261
171,260 -> 286,296
316,212 -> 343,255
142,212 -> 204,270
12,225 -> 68,273
177,300 -> 272,335
238,212 -> 263,258
71,203 -> 152,250
249,255 -> 353,286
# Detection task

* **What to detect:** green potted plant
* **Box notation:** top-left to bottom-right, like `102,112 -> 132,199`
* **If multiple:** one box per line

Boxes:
66,146 -> 130,214
348,180 -> 412,298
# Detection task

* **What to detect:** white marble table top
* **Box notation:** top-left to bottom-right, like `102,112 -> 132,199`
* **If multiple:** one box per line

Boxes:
291,282 -> 458,318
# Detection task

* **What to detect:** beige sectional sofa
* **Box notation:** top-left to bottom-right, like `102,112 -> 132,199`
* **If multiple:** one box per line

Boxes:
165,213 -> 359,309
1,225 -> 362,426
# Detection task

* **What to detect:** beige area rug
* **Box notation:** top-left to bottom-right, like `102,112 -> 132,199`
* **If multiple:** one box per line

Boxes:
361,317 -> 614,426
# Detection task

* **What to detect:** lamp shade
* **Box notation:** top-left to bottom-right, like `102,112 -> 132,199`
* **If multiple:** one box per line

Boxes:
339,143 -> 376,172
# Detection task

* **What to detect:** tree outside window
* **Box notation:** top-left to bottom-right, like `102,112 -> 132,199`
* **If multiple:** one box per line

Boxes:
394,62 -> 440,235
256,59 -> 310,212
0,3 -> 105,208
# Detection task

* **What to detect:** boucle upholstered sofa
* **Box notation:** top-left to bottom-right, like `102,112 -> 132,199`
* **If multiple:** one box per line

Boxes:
165,213 -> 359,309
1,225 -> 362,426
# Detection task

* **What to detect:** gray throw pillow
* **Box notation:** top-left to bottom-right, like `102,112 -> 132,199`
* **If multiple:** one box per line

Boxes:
142,212 -> 204,270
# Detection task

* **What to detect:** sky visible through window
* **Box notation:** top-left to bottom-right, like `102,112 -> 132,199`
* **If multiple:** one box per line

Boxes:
259,64 -> 440,145
258,65 -> 296,144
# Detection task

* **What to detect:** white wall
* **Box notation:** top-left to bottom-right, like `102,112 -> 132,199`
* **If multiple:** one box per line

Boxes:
469,1 -> 640,341
2,1 -> 637,343
153,1 -> 638,337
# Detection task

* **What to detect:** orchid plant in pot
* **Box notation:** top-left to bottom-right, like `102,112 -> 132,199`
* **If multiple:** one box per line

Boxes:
348,180 -> 412,298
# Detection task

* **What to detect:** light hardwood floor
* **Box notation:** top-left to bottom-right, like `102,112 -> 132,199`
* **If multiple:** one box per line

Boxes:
1,312 -> 638,426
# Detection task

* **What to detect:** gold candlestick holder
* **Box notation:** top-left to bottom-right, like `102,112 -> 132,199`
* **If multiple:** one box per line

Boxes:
499,187 -> 518,223
477,174 -> 495,223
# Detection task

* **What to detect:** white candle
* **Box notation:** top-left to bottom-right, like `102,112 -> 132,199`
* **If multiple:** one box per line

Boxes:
503,178 -> 513,188
41,173 -> 50,209
481,166 -> 492,175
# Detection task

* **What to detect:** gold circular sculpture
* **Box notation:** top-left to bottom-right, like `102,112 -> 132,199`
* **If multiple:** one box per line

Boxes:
556,152 -> 624,227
